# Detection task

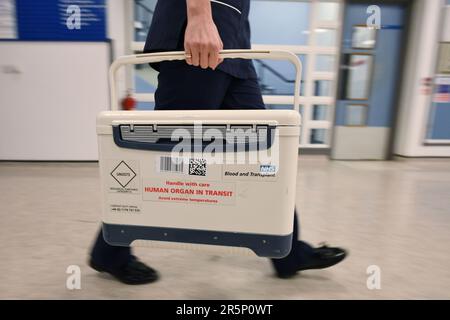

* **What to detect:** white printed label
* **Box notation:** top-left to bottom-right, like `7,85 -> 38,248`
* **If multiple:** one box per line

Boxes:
157,156 -> 186,174
155,156 -> 223,180
222,164 -> 278,182
143,178 -> 236,205
109,204 -> 141,214
107,160 -> 140,194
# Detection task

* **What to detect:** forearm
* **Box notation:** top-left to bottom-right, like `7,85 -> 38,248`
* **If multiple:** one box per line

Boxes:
186,0 -> 213,21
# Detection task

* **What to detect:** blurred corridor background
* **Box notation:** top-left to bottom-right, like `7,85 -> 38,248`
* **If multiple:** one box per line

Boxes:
1,0 -> 450,299
1,158 -> 450,299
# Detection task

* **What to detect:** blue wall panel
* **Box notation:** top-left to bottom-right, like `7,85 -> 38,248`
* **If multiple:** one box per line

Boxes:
16,0 -> 107,41
427,80 -> 450,139
428,103 -> 450,139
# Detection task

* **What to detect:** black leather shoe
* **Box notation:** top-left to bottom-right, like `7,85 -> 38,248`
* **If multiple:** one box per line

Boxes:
297,244 -> 347,271
275,243 -> 348,279
90,258 -> 159,285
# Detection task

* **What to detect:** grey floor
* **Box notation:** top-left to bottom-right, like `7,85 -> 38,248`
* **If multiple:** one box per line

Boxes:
1,156 -> 450,299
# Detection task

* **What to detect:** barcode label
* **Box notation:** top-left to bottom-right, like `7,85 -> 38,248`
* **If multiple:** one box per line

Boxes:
158,156 -> 184,173
189,158 -> 207,176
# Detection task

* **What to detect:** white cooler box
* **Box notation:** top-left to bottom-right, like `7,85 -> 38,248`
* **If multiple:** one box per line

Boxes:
98,50 -> 302,258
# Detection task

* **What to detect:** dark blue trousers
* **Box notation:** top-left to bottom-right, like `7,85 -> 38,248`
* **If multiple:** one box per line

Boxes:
91,61 -> 313,273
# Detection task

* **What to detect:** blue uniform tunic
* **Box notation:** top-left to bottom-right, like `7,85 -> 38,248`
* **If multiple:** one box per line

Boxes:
143,0 -> 257,79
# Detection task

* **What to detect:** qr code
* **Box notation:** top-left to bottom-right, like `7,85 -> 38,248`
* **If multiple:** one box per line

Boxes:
189,158 -> 207,176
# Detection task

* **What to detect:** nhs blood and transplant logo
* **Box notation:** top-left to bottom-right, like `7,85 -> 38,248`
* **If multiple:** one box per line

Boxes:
260,164 -> 277,176
108,160 -> 140,194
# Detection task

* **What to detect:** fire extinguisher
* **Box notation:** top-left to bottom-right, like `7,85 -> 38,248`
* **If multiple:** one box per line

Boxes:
121,90 -> 136,111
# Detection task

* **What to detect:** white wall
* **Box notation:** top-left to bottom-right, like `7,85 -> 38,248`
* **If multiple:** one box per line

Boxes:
0,1 -> 132,161
443,5 -> 450,42
107,0 -> 134,102
0,42 -> 110,160
394,0 -> 450,157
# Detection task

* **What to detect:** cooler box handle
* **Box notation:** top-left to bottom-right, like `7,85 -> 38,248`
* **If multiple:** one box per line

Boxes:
109,49 -> 302,112
113,124 -> 277,152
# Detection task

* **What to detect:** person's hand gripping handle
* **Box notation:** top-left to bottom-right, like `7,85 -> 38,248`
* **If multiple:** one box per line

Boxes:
184,0 -> 224,70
